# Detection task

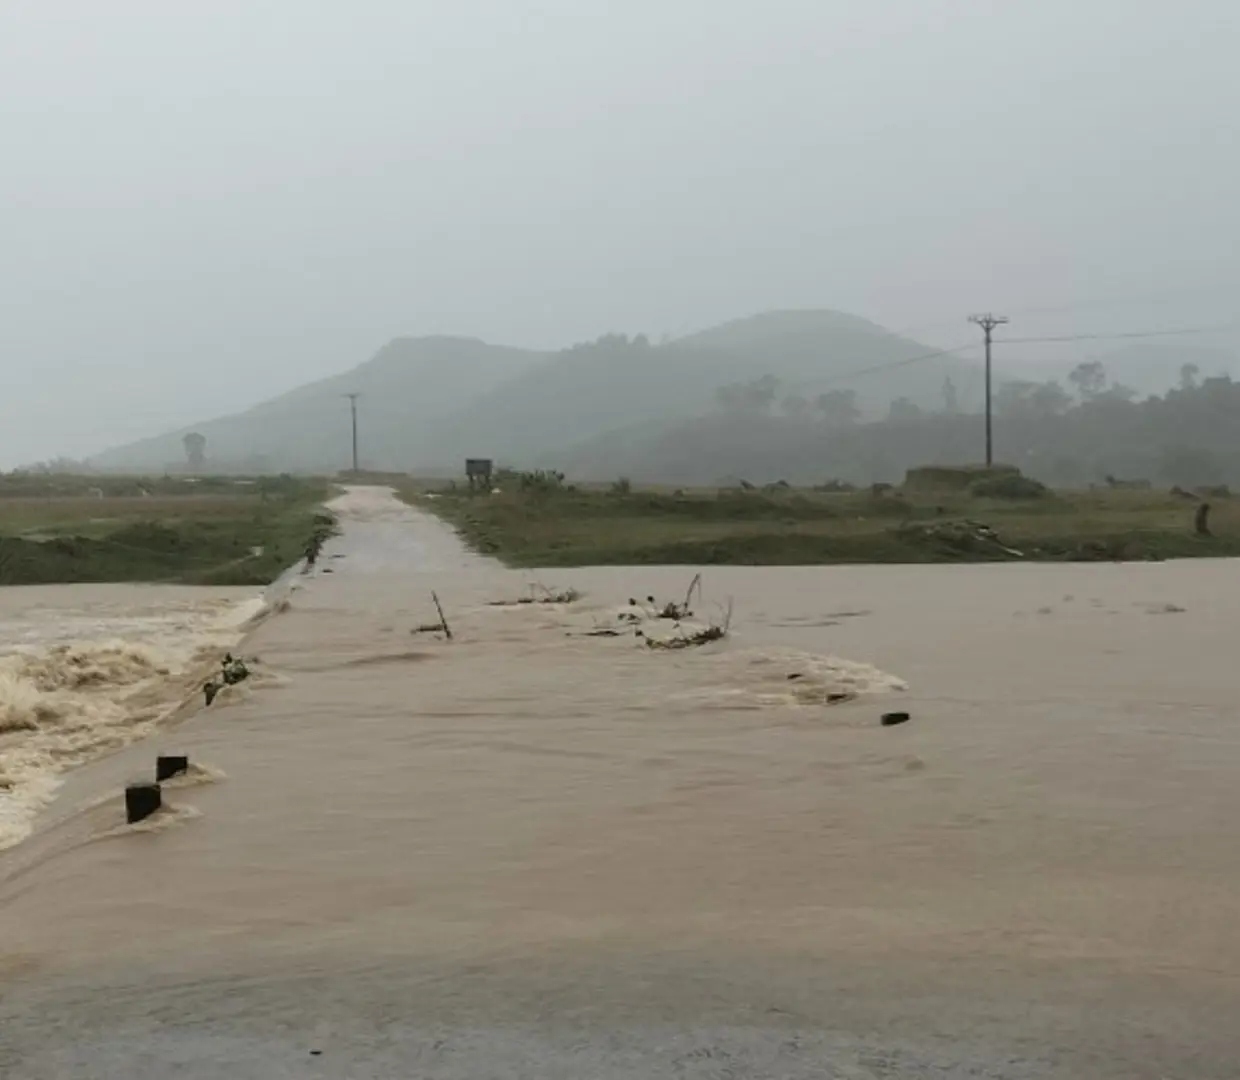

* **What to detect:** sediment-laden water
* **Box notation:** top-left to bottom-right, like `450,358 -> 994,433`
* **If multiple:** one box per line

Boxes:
2,486 -> 1239,1078
0,585 -> 267,850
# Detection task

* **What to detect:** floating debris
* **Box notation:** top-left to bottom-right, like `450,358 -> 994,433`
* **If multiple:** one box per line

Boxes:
203,652 -> 251,706
221,653 -> 249,685
645,598 -> 733,651
490,582 -> 581,607
646,625 -> 726,650
628,573 -> 703,620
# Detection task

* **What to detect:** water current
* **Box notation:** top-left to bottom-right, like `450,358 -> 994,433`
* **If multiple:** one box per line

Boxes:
2,486 -> 1238,1077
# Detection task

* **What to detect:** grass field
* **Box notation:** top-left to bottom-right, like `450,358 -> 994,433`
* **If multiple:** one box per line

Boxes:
400,478 -> 1240,567
0,475 -> 333,586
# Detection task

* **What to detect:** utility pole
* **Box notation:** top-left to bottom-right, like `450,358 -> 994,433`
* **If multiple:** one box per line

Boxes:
343,393 -> 360,473
968,313 -> 1008,467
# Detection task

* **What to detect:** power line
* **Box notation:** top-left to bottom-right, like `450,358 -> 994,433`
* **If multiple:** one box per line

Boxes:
968,314 -> 1009,467
890,283 -> 1239,340
783,341 -> 980,393
766,321 -> 1237,397
999,323 -> 1240,345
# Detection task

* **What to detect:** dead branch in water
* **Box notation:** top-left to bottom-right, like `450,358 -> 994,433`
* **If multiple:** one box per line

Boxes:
633,573 -> 705,620
413,592 -> 453,639
432,591 -> 453,640
683,572 -> 703,613
645,597 -> 733,650
656,573 -> 700,619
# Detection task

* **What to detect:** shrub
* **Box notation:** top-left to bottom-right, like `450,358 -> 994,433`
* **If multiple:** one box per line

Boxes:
970,473 -> 1049,499
518,469 -> 566,493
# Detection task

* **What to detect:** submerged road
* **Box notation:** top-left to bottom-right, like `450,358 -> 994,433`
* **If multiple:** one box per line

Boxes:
3,487 -> 1240,1078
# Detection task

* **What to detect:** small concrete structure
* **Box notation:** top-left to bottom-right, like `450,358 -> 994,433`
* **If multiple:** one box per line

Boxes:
125,782 -> 162,824
156,755 -> 189,782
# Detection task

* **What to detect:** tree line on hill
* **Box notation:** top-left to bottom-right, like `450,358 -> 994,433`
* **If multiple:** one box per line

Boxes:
564,360 -> 1240,488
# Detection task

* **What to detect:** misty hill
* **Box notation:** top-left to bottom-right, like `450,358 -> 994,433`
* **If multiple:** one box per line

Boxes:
89,311 -> 980,473
90,337 -> 548,473
678,309 -> 983,415
384,312 -> 982,467
562,362 -> 1240,488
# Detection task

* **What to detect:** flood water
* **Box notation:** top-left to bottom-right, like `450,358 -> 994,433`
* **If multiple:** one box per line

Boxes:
2,486 -> 1240,1078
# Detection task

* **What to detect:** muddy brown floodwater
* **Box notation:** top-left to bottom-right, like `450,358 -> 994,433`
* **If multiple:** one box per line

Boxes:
3,486 -> 1240,1078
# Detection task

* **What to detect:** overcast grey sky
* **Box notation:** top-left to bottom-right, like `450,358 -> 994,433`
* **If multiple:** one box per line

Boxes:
1,0 -> 1237,465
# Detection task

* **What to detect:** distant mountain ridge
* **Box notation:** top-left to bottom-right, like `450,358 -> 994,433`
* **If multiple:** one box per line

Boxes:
89,310 -> 984,474
90,336 -> 549,473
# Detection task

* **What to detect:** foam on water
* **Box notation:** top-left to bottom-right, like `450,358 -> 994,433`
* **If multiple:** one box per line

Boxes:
683,646 -> 908,710
0,589 -> 265,850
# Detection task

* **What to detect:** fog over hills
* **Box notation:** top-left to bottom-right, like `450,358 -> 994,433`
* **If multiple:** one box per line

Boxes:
89,310 -> 986,474
89,336 -> 549,474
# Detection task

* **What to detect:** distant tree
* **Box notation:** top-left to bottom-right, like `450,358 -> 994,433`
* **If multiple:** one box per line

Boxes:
994,380 -> 1038,418
715,375 -> 780,415
22,456 -> 86,474
1180,362 -> 1200,390
781,393 -> 813,422
182,432 -> 207,471
887,396 -> 923,423
941,375 -> 959,414
816,388 -> 860,427
1068,361 -> 1108,401
1097,382 -> 1138,403
715,384 -> 742,412
1029,381 -> 1073,416
997,379 -> 1074,419
751,374 -> 780,410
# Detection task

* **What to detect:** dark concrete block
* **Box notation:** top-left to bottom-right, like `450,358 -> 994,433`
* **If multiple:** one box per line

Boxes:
125,782 -> 162,824
156,755 -> 189,782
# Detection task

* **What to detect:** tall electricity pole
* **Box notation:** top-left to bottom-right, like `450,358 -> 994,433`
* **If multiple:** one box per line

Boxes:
968,313 -> 1008,467
343,393 -> 360,473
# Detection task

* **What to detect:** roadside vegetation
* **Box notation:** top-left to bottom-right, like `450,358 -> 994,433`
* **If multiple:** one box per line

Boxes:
400,467 -> 1240,567
0,473 -> 332,586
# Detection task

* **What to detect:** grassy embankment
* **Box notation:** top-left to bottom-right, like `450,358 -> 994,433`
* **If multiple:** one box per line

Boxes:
0,474 -> 334,586
400,472 -> 1240,567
